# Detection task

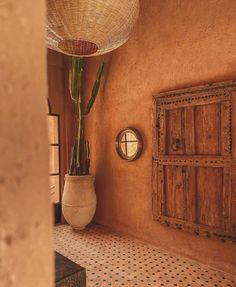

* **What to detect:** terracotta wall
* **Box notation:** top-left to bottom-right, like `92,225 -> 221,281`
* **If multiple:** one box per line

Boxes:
0,1 -> 53,286
84,0 -> 236,274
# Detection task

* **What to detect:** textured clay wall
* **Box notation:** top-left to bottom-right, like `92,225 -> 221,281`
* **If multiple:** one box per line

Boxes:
84,0 -> 236,274
0,1 -> 53,287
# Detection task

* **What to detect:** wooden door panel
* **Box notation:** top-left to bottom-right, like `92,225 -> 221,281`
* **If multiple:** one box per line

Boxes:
185,166 -> 197,222
164,166 -> 186,220
232,91 -> 236,159
166,108 -> 185,155
196,167 -> 223,228
184,107 -> 195,155
153,81 -> 236,242
231,91 -> 236,234
195,103 -> 221,156
231,167 -> 236,233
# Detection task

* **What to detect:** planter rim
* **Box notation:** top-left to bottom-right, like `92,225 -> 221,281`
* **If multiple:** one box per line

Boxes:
65,174 -> 95,180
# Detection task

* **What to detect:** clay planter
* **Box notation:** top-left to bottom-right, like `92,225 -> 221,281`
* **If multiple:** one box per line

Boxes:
62,174 -> 97,230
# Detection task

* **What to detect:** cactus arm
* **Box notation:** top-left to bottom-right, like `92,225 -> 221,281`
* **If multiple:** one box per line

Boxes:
84,140 -> 90,175
69,57 -> 78,103
69,143 -> 77,175
84,62 -> 105,116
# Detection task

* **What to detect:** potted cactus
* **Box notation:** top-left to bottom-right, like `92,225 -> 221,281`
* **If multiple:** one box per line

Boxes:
62,57 -> 105,230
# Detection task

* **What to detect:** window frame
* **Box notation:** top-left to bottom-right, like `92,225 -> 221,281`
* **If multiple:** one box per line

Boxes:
48,112 -> 61,224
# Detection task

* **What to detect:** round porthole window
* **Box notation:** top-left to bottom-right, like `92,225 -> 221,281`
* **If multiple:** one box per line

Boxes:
115,127 -> 143,161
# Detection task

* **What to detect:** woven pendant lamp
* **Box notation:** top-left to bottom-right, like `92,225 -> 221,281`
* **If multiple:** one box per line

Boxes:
47,0 -> 139,57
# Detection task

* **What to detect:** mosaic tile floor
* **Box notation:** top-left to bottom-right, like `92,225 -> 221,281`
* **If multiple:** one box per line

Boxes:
54,224 -> 236,287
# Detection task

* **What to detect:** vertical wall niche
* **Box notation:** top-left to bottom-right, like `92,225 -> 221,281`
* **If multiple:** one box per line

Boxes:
153,81 -> 236,242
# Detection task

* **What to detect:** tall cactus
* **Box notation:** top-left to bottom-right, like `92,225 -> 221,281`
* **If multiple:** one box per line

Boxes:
68,57 -> 105,175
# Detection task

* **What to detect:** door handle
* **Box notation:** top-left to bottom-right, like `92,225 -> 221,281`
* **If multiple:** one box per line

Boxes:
171,138 -> 181,151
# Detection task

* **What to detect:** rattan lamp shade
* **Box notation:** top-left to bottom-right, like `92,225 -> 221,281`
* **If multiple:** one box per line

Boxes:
47,0 -> 139,57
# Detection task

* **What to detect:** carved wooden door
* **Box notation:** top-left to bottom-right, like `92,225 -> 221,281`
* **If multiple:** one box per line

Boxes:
153,81 -> 236,242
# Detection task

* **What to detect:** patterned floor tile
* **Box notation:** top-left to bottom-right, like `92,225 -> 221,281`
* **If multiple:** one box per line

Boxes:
54,224 -> 236,287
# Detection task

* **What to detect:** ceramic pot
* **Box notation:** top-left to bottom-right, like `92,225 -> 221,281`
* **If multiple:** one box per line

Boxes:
62,174 -> 96,230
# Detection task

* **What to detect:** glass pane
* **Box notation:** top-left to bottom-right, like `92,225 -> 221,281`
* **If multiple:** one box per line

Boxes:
120,142 -> 127,155
127,142 -> 138,157
47,116 -> 58,144
50,175 -> 60,203
126,132 -> 137,141
121,134 -> 126,143
50,146 -> 59,174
